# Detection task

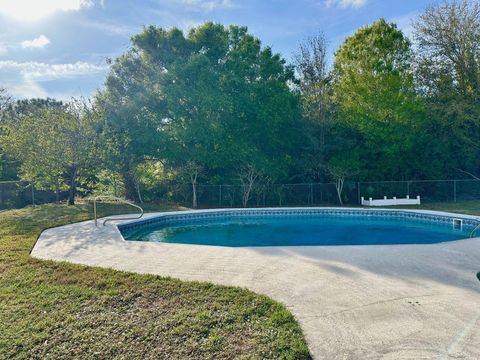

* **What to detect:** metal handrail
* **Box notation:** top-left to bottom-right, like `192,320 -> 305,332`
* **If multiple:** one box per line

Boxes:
470,222 -> 480,238
93,195 -> 144,226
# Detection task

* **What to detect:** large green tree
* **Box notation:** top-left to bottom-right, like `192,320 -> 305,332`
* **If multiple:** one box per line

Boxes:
294,33 -> 333,182
332,19 -> 427,180
96,46 -> 164,201
99,22 -> 302,204
1,101 -> 100,205
1,97 -> 66,181
414,0 -> 480,179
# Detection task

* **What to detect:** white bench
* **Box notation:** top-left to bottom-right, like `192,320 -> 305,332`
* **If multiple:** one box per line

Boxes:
361,195 -> 420,206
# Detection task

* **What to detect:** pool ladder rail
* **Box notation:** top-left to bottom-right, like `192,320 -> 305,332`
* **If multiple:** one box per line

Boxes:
470,221 -> 480,238
93,195 -> 144,227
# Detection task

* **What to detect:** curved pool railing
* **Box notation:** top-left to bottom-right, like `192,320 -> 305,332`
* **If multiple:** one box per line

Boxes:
93,196 -> 144,227
470,222 -> 480,238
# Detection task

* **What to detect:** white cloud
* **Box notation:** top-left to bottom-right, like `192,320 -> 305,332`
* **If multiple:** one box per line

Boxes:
0,43 -> 8,56
177,0 -> 235,12
21,35 -> 51,49
7,79 -> 48,99
0,60 -> 108,99
80,20 -> 137,36
325,0 -> 367,9
0,0 -> 94,21
0,60 -> 107,81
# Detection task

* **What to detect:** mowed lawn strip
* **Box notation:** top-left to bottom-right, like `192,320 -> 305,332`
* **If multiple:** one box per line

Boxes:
0,204 -> 311,359
402,200 -> 480,216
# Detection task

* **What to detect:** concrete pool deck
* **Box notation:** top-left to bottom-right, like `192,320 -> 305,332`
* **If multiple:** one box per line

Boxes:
32,208 -> 480,359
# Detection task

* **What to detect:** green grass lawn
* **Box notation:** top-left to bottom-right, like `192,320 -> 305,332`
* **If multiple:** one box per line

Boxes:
0,203 -> 311,359
393,200 -> 480,216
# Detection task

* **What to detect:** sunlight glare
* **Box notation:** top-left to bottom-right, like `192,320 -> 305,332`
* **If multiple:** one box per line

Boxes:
0,0 -> 91,21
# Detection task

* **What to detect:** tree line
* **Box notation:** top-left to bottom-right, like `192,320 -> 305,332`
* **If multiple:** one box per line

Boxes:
0,0 -> 479,206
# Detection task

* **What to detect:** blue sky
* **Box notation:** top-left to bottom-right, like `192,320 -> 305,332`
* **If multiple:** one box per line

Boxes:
0,0 -> 433,100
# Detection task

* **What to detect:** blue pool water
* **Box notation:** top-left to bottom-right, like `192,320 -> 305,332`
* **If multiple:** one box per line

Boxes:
120,214 -> 473,247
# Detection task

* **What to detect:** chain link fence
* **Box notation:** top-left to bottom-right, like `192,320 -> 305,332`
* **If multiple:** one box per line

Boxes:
358,179 -> 480,203
1,179 -> 480,211
0,180 -> 67,211
0,181 -> 32,211
165,179 -> 480,208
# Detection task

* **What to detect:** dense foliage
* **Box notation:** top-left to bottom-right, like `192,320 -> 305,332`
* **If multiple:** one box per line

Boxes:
98,23 -> 302,203
1,0 -> 479,205
332,19 -> 427,180
1,100 -> 100,205
414,0 -> 480,179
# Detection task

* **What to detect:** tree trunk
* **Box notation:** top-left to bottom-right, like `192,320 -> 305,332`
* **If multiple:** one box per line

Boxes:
190,172 -> 198,209
136,181 -> 144,204
122,171 -> 137,202
242,182 -> 253,208
68,165 -> 78,205
54,178 -> 60,203
335,178 -> 344,206
239,166 -> 258,208
192,182 -> 197,208
113,177 -> 117,197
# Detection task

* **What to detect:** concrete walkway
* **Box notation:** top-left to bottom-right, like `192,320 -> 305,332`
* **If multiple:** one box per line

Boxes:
32,209 -> 480,359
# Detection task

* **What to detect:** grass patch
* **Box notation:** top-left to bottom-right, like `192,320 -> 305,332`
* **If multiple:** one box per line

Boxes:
395,200 -> 480,216
0,203 -> 311,359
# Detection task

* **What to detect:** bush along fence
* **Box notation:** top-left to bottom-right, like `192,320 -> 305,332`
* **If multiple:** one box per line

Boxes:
1,179 -> 480,211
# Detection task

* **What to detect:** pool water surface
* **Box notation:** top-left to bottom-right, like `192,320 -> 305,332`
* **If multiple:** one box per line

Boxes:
120,214 -> 473,247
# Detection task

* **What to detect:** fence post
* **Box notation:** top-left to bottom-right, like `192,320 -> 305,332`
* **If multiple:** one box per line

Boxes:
357,182 -> 361,204
453,180 -> 457,202
407,181 -> 410,196
219,185 -> 222,208
31,183 -> 35,207
310,183 -> 313,205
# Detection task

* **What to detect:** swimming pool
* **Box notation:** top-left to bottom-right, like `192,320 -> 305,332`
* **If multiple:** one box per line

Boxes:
118,208 -> 478,247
